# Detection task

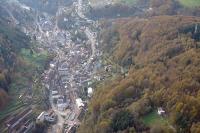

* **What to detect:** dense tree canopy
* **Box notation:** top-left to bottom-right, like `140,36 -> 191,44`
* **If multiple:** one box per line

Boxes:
0,16 -> 51,109
111,110 -> 134,132
79,15 -> 200,133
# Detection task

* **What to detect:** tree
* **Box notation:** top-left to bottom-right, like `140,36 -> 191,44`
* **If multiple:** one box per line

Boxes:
33,122 -> 46,133
111,110 -> 134,132
150,124 -> 175,133
0,89 -> 9,109
191,122 -> 200,133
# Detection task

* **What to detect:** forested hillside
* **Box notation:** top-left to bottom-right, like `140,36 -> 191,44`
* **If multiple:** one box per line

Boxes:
79,16 -> 200,133
87,0 -> 200,19
0,17 -> 51,110
0,17 -> 30,108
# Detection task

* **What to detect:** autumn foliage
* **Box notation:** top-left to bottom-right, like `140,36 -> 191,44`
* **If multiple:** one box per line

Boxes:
79,16 -> 200,133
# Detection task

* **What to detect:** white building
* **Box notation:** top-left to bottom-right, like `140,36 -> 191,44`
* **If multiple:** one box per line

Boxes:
52,90 -> 58,95
37,112 -> 46,123
76,98 -> 84,108
52,95 -> 61,99
50,63 -> 55,68
88,87 -> 93,97
157,107 -> 165,115
64,18 -> 68,22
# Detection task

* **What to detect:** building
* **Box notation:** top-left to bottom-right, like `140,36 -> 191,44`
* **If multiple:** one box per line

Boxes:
157,107 -> 165,115
44,111 -> 57,123
87,87 -> 93,97
52,94 -> 61,99
36,111 -> 57,123
57,97 -> 70,111
57,103 -> 68,111
36,112 -> 46,122
76,98 -> 84,108
52,90 -> 58,95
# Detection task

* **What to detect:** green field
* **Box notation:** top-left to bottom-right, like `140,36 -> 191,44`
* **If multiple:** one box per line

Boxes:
142,110 -> 168,126
9,48 -> 49,96
20,48 -> 49,70
178,0 -> 200,8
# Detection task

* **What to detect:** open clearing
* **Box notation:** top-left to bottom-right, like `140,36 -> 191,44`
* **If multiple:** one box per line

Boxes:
142,110 -> 168,126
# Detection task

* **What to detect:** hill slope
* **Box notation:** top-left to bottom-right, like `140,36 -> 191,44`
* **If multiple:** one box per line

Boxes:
0,16 -> 51,110
0,17 -> 30,108
79,16 -> 200,133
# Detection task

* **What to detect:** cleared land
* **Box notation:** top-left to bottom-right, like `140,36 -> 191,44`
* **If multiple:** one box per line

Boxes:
142,111 -> 167,126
